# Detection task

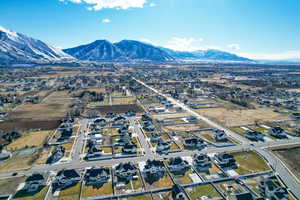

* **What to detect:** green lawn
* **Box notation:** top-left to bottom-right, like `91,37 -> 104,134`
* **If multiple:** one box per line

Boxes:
233,151 -> 270,174
230,127 -> 247,135
188,184 -> 220,200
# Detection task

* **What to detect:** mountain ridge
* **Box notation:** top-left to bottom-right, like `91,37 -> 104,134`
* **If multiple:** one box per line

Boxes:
0,26 -> 74,65
64,39 -> 252,62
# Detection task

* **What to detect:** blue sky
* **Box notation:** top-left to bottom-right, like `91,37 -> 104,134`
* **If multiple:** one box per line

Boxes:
0,0 -> 300,60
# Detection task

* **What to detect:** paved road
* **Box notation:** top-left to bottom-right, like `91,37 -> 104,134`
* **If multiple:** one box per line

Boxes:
72,118 -> 88,161
133,78 -> 249,144
129,117 -> 155,157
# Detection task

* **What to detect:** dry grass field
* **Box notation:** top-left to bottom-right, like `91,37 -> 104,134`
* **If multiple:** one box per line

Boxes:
112,97 -> 136,104
81,182 -> 113,198
6,130 -> 52,151
58,182 -> 81,200
151,112 -> 191,119
0,176 -> 26,195
195,107 -> 290,127
13,186 -> 49,200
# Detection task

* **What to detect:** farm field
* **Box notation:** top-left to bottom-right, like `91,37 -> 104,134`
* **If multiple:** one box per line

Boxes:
9,91 -> 73,120
194,107 -> 290,127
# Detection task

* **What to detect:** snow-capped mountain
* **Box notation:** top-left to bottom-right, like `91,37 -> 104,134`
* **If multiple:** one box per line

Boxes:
63,40 -> 126,61
64,39 -> 251,62
63,40 -> 174,62
160,47 -> 251,62
0,26 -> 74,65
114,40 -> 174,61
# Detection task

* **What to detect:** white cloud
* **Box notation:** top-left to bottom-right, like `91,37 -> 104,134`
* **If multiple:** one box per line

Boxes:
102,18 -> 111,23
228,43 -> 240,50
149,2 -> 156,7
164,37 -> 204,52
60,0 -> 147,10
238,51 -> 300,60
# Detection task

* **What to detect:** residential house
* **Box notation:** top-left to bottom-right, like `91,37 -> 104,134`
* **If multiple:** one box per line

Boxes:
86,145 -> 103,160
47,145 -> 65,164
143,121 -> 155,131
172,184 -> 189,200
58,128 -> 72,141
183,138 -> 206,150
141,114 -> 152,122
115,162 -> 138,182
52,169 -> 81,191
227,192 -> 254,200
118,125 -> 129,135
245,131 -> 264,141
122,142 -> 137,154
156,139 -> 172,153
268,127 -> 288,139
106,113 -> 116,118
168,157 -> 190,174
193,154 -> 212,172
94,118 -> 107,126
22,173 -> 45,192
150,132 -> 162,143
186,116 -> 198,123
214,129 -> 228,142
143,159 -> 165,182
113,116 -> 126,125
214,153 -> 237,169
258,178 -> 288,200
0,146 -> 11,161
84,167 -> 110,185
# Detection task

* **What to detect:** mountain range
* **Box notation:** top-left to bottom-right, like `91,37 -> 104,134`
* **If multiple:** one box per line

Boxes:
0,26 -> 252,65
64,40 -> 251,62
0,26 -> 73,65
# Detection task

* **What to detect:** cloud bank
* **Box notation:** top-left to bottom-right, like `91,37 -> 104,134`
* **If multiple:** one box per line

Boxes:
60,0 -> 148,10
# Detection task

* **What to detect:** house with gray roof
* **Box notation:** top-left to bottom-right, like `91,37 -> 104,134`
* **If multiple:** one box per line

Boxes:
52,169 -> 81,191
268,127 -> 288,139
258,178 -> 288,200
193,154 -> 212,172
168,157 -> 190,175
84,167 -> 110,185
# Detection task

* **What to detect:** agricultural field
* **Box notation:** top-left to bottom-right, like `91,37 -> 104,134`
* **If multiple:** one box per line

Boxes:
112,97 -> 136,105
9,91 -> 73,120
0,119 -> 60,133
86,104 -> 144,114
194,107 -> 291,127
